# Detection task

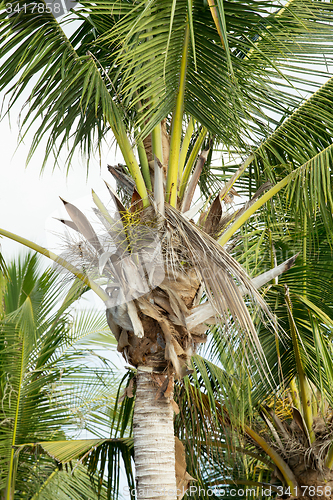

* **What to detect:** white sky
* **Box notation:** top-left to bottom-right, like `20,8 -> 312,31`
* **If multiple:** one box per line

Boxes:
0,102 -> 122,258
0,11 -> 123,265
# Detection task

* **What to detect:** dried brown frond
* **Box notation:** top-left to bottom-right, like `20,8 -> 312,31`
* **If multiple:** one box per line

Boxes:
164,204 -> 273,367
56,190 -> 277,378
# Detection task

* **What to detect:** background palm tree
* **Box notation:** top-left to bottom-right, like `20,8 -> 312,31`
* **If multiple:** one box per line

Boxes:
175,218 -> 333,499
1,0 -> 333,498
0,251 -> 130,500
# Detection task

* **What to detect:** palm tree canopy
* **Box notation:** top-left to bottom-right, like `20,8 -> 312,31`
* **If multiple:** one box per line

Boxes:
1,0 -> 333,168
2,0 -> 333,496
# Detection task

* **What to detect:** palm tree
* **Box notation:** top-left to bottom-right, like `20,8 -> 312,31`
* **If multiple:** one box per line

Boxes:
1,0 -> 333,498
0,251 -> 125,499
175,217 -> 333,499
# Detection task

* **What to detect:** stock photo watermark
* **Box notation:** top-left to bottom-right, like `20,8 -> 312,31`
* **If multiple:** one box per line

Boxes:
5,0 -> 78,18
124,486 -> 272,498
124,485 -> 332,497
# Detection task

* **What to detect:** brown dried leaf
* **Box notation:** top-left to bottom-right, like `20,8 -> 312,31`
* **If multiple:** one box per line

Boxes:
137,297 -> 163,321
171,338 -> 185,356
107,164 -> 135,195
191,334 -> 208,344
292,407 -> 310,444
106,309 -> 121,341
152,373 -> 167,388
118,329 -> 129,350
130,189 -> 143,213
164,376 -> 174,399
202,194 -> 222,235
159,284 -> 188,325
171,399 -> 180,414
56,218 -> 79,232
152,374 -> 169,400
104,180 -> 127,214
153,295 -> 174,316
119,377 -> 135,402
126,378 -> 134,398
175,437 -> 196,499
60,198 -> 103,253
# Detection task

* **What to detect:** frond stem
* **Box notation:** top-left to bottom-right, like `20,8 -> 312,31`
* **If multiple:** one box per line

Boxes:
166,23 -> 190,206
179,126 -> 207,200
285,286 -> 315,443
218,171 -> 294,246
0,229 -> 109,304
6,338 -> 24,500
30,469 -> 59,500
244,425 -> 299,494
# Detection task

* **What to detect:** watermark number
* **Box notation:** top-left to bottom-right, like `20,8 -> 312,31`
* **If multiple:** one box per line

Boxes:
5,1 -> 77,18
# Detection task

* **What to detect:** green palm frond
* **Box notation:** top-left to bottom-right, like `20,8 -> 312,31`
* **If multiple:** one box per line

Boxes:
2,0 -> 333,174
37,438 -> 134,499
0,253 -> 122,498
26,369 -> 137,498
0,247 -> 8,279
227,216 -> 333,402
0,0 -> 148,199
31,463 -> 112,500
174,359 -> 279,497
239,75 -> 333,237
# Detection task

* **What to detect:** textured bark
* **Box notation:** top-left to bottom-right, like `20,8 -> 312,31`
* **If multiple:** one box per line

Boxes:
133,369 -> 177,500
291,468 -> 333,500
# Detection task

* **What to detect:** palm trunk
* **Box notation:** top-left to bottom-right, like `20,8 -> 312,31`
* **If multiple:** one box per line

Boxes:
133,368 -> 177,500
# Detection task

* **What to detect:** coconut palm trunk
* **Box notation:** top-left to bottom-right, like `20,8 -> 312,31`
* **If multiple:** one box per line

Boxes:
134,370 -> 177,500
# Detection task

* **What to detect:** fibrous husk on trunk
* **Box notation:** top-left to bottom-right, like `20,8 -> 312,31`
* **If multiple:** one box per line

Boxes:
254,402 -> 333,500
58,188 -> 284,379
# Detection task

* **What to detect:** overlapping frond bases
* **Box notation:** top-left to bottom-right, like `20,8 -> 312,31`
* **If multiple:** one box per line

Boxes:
56,180 -> 296,380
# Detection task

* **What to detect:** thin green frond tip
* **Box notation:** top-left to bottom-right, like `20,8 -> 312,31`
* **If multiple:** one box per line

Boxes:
0,228 -> 109,303
218,171 -> 294,246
